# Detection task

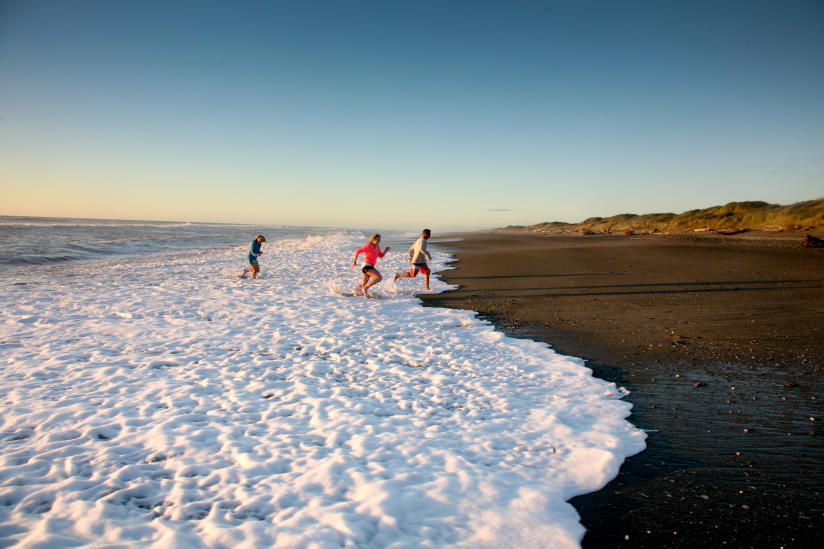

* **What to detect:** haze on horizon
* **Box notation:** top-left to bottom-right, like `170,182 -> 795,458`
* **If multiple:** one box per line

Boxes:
1,0 -> 822,231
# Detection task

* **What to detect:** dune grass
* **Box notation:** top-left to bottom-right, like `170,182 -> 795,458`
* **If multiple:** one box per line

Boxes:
506,199 -> 824,234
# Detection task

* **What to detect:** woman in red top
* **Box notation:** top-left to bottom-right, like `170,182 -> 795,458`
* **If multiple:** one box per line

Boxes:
351,233 -> 390,296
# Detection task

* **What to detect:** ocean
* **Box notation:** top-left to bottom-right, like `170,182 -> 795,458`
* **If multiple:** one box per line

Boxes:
0,216 -> 346,269
0,216 -> 645,548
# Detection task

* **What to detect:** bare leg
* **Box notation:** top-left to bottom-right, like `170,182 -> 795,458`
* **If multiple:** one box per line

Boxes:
356,271 -> 371,294
362,269 -> 382,295
241,264 -> 259,279
394,271 -> 413,283
424,271 -> 431,291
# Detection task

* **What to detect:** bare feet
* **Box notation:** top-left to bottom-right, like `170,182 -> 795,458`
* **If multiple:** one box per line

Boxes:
393,273 -> 399,283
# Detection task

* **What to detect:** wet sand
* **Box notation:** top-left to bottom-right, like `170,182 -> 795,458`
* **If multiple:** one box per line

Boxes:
420,231 -> 824,548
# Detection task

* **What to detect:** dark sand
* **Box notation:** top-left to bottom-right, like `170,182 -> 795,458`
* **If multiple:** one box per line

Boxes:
420,231 -> 824,548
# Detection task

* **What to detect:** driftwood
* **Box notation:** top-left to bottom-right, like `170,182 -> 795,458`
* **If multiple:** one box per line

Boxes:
802,234 -> 824,248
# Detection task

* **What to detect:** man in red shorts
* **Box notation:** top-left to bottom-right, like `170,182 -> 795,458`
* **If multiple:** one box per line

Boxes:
393,229 -> 432,292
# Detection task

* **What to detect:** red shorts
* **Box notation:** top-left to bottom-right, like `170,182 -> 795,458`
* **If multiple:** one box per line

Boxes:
409,264 -> 430,277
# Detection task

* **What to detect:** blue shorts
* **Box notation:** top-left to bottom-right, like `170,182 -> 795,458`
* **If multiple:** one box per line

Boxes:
248,255 -> 259,265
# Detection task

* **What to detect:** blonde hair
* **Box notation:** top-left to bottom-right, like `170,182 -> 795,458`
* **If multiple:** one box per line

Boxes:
369,233 -> 381,245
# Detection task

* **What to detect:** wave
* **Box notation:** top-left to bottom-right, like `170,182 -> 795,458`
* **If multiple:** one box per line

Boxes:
0,223 -> 375,270
0,225 -> 644,547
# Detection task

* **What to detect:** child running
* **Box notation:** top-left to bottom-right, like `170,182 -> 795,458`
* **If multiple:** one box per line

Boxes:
351,234 -> 390,297
393,229 -> 432,292
240,234 -> 266,279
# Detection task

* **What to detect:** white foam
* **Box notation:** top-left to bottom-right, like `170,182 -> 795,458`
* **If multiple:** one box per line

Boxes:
0,232 -> 645,548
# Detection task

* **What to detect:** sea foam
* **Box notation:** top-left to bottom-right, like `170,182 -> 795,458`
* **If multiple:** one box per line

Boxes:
0,230 -> 645,548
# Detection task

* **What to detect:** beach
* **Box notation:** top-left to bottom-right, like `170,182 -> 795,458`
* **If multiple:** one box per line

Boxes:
421,231 -> 824,548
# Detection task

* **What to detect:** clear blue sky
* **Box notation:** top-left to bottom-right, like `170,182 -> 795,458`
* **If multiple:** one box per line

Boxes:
1,0 -> 822,230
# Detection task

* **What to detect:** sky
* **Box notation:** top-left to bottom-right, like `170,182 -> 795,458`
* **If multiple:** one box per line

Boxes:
1,0 -> 822,231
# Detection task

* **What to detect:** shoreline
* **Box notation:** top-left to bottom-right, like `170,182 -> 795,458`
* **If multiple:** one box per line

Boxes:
421,231 -> 824,548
